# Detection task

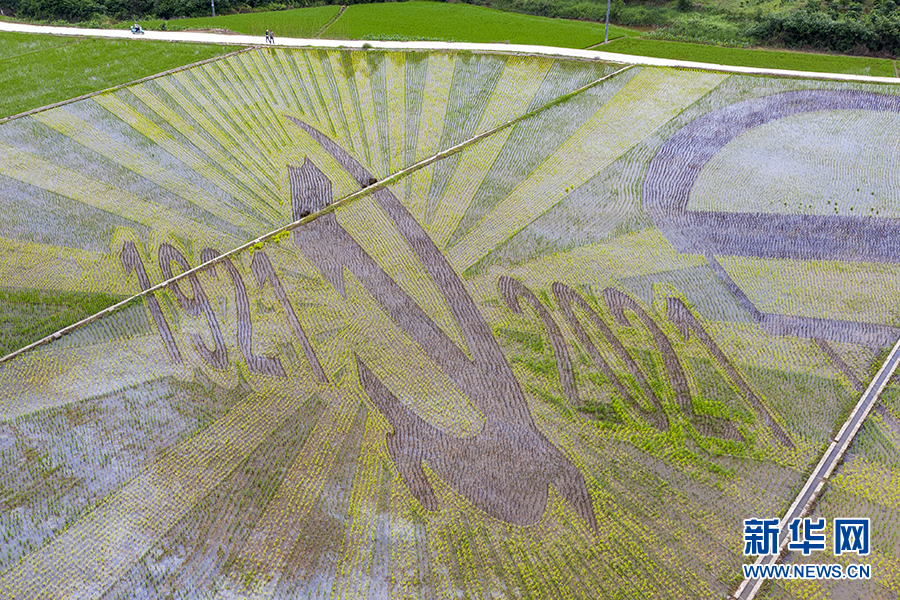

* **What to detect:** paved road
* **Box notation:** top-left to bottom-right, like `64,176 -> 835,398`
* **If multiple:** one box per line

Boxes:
733,337 -> 900,599
1,20 -> 899,84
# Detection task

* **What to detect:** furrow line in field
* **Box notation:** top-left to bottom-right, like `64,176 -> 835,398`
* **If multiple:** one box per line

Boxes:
317,50 -> 362,159
370,452 -> 396,600
234,52 -> 294,147
369,53 -> 393,179
407,52 -> 455,223
428,55 -> 553,248
403,54 -> 427,208
215,52 -> 296,153
425,508 -> 456,600
158,393 -> 326,595
387,477 -> 417,600
279,50 -> 326,129
0,142 -> 236,250
155,74 -> 283,197
0,236 -> 121,295
326,51 -> 368,164
459,511 -> 497,599
447,510 -> 484,599
248,48 -> 295,113
255,49 -> 305,115
31,109 -> 262,233
447,61 -> 633,249
267,49 -> 314,119
447,68 -> 728,272
128,84 -> 282,217
0,383 -> 312,599
425,54 -> 506,222
223,54 -> 293,148
92,92 -> 275,227
296,51 -> 342,148
306,50 -> 356,156
350,51 -> 385,177
166,68 -> 280,178
385,52 -> 407,181
214,386 -> 361,599
266,404 -> 369,600
185,62 -> 281,163
335,414 -> 382,599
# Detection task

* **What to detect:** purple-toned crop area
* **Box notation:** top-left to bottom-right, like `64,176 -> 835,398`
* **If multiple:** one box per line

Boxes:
644,90 -> 900,264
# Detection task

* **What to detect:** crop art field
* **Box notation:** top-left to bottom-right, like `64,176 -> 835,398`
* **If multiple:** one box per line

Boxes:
0,47 -> 899,599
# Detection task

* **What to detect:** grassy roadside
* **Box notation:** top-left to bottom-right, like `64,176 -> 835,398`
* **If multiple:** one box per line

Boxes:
0,32 -> 232,118
602,37 -> 897,77
321,1 -> 634,47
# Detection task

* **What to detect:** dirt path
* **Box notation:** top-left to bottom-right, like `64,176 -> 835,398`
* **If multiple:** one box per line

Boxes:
316,4 -> 347,38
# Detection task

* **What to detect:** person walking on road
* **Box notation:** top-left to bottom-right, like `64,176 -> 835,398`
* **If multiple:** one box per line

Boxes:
265,29 -> 270,43
268,29 -> 274,44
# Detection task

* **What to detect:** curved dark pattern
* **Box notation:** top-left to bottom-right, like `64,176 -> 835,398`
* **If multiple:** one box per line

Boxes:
120,241 -> 182,363
287,119 -> 597,532
552,282 -> 670,432
200,248 -> 286,378
158,243 -> 228,370
604,288 -> 741,441
644,90 -> 900,347
645,89 -> 900,261
666,297 -> 793,448
498,276 -> 578,405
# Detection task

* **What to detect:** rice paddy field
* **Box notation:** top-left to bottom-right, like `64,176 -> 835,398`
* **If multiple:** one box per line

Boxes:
601,37 -> 897,77
0,45 -> 899,599
0,31 -> 232,118
140,2 -> 635,47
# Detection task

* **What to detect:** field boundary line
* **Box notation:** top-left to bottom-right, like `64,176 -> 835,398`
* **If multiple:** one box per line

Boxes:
0,45 -> 256,125
0,36 -> 80,63
732,336 -> 900,600
0,64 -> 634,366
1,21 -> 900,83
316,4 -> 347,37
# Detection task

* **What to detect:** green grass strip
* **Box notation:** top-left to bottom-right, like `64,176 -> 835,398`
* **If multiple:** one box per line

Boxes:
323,1 -> 634,48
603,37 -> 896,78
0,33 -> 232,118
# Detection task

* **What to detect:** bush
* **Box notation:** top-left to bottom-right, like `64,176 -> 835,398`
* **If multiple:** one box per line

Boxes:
747,9 -> 887,54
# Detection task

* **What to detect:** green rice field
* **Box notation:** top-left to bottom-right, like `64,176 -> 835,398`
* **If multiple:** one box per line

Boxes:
603,36 -> 897,77
322,1 -> 634,46
0,42 -> 898,599
142,2 -> 634,47
0,31 -> 231,118
142,5 -> 342,38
